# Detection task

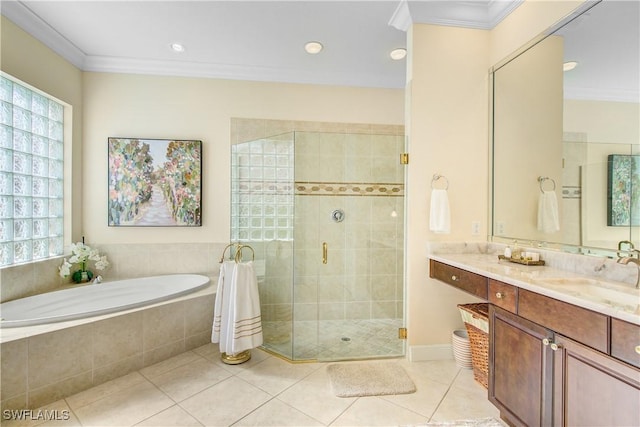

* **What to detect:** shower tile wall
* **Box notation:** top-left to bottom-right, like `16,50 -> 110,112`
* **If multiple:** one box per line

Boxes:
294,131 -> 404,326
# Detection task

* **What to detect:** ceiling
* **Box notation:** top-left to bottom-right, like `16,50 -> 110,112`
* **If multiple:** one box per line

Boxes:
2,0 -> 637,101
1,0 -> 522,89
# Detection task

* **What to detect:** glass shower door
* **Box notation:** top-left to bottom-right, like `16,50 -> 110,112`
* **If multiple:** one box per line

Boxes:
293,131 -> 405,361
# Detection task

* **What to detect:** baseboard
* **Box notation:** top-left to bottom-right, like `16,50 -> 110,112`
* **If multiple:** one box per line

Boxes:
408,344 -> 454,362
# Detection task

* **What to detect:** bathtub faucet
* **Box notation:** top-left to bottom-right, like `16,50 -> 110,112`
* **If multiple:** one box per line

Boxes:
92,275 -> 103,284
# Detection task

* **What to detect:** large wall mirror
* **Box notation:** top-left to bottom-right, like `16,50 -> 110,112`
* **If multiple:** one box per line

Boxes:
491,0 -> 639,256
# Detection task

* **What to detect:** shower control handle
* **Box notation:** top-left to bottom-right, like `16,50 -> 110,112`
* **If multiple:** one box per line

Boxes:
322,242 -> 328,264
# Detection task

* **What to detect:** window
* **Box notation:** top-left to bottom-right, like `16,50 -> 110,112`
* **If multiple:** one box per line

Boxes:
0,74 -> 65,266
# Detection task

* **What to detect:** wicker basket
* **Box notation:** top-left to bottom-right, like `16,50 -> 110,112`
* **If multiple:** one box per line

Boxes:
457,303 -> 489,388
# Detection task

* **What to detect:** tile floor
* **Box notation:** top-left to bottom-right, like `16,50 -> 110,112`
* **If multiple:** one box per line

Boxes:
3,344 -> 501,427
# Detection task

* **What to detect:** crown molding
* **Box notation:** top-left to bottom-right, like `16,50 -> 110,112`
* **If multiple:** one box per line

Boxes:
1,0 -> 86,69
83,55 -> 403,89
564,87 -> 639,103
389,0 -> 523,31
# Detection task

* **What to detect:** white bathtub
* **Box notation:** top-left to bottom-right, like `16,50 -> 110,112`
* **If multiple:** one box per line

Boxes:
0,274 -> 210,328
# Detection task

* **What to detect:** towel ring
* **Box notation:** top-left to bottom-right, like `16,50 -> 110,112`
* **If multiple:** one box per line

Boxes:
431,174 -> 449,190
219,242 -> 242,263
234,244 -> 255,263
538,176 -> 556,193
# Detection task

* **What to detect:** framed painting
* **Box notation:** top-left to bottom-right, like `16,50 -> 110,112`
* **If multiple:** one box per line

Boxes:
108,138 -> 202,226
607,154 -> 640,226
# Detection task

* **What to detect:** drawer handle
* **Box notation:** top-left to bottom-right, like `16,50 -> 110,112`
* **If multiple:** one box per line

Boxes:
495,292 -> 504,299
451,275 -> 459,281
635,346 -> 640,355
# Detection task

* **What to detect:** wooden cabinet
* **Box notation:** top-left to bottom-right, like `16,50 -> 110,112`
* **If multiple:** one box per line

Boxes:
490,306 -> 640,427
488,279 -> 517,313
611,318 -> 640,368
518,289 -> 609,353
429,259 -> 488,299
553,333 -> 640,427
489,305 -> 553,426
431,257 -> 640,427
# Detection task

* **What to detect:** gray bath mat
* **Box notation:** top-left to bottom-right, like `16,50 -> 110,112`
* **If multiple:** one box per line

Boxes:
327,362 -> 416,397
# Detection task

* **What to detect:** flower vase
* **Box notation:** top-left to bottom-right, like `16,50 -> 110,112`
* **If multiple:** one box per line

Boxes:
72,269 -> 94,284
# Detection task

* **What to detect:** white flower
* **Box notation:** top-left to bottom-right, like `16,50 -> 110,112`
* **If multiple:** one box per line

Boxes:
58,259 -> 72,278
58,241 -> 109,278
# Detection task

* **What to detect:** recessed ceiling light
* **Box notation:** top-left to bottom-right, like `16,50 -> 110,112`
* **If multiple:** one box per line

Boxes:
305,41 -> 323,54
390,48 -> 407,60
563,61 -> 578,71
170,43 -> 185,53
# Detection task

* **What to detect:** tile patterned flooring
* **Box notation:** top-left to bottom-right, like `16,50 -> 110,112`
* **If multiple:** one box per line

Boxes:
4,344 -> 501,427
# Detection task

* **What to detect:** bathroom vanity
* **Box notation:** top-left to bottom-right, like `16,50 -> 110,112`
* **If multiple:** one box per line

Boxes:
429,254 -> 640,427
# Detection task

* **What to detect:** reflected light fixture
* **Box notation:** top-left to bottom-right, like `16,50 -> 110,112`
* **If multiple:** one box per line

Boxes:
170,43 -> 185,53
563,61 -> 578,71
390,48 -> 407,60
305,41 -> 323,54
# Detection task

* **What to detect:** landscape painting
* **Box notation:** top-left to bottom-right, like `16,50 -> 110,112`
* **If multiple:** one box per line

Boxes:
108,138 -> 202,226
607,154 -> 640,227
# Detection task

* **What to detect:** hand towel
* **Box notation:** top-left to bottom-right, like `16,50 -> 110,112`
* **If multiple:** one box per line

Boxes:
429,189 -> 451,234
537,190 -> 560,233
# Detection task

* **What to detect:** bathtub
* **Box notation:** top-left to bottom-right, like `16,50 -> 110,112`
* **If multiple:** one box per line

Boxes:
0,274 -> 210,328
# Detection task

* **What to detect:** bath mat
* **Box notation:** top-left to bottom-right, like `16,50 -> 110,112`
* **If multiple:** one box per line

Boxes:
326,362 -> 416,397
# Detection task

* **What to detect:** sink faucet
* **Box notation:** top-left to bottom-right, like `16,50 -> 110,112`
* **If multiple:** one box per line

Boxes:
617,252 -> 640,288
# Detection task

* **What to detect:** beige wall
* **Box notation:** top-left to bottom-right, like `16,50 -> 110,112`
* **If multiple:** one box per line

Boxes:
1,16 -> 83,243
82,73 -> 404,244
405,24 -> 490,354
404,0 -> 588,356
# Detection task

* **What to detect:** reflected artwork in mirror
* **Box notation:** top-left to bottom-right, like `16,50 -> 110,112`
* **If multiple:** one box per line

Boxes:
607,154 -> 640,227
491,0 -> 639,257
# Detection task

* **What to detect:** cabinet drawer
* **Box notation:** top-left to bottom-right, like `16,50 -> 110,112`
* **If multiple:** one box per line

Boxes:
429,260 -> 488,299
611,318 -> 640,369
488,279 -> 517,312
518,289 -> 609,353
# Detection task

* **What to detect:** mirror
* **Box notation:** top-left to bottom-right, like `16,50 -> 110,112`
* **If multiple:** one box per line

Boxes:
491,0 -> 639,256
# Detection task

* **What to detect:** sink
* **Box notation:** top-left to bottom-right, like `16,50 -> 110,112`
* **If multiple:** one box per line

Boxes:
538,277 -> 640,309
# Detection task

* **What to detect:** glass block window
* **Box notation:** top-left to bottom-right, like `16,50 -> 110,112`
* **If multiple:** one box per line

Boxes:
0,74 -> 65,266
231,133 -> 294,242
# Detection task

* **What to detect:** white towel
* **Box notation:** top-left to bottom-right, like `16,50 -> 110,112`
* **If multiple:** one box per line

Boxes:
429,189 -> 451,234
211,260 -> 263,355
212,261 -> 235,346
537,190 -> 560,233
227,261 -> 263,354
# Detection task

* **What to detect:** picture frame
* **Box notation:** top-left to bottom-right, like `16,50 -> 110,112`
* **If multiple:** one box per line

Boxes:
108,137 -> 202,226
607,154 -> 640,227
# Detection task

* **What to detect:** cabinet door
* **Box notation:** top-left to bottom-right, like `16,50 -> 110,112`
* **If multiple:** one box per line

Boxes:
553,333 -> 640,427
489,305 -> 553,427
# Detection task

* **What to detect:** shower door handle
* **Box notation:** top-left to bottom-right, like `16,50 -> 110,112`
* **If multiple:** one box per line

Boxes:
322,242 -> 328,264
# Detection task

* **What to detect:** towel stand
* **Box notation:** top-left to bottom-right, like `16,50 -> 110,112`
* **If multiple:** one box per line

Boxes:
217,242 -> 256,365
219,242 -> 255,263
431,174 -> 449,190
537,176 -> 556,193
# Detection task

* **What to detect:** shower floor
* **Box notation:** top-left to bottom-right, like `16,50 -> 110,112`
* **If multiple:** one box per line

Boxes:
261,318 -> 404,361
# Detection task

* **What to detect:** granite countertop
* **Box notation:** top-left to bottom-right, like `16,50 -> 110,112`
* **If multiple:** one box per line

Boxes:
429,252 -> 640,326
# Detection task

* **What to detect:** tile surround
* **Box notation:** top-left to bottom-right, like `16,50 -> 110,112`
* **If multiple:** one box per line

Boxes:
0,290 -> 215,411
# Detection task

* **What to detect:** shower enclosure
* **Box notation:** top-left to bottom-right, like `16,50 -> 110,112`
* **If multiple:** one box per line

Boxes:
231,130 -> 405,361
